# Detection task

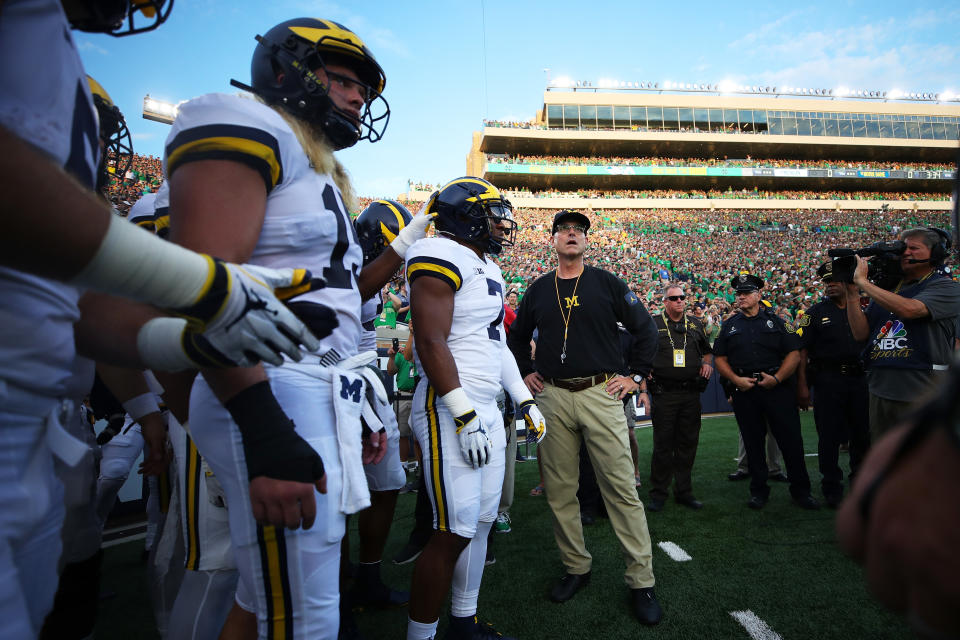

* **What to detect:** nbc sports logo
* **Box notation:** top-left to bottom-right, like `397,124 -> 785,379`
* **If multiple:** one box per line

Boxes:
876,320 -> 908,350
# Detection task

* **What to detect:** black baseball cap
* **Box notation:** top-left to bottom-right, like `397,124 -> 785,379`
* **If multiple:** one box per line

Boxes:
730,273 -> 764,292
551,209 -> 590,235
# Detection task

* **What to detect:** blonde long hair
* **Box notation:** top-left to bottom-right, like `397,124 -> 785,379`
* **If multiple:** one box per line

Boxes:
253,95 -> 358,212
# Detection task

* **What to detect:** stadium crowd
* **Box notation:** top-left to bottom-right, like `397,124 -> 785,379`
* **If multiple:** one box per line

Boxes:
500,186 -> 950,201
494,206 -> 955,326
488,154 -> 953,172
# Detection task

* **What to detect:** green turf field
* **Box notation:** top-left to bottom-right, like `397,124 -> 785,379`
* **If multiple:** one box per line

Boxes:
97,412 -> 910,639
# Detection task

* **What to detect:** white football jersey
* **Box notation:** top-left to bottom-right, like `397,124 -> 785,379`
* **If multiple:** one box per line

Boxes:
0,0 -> 97,399
406,238 -> 507,402
127,191 -> 158,223
164,94 -> 363,359
358,294 -> 382,353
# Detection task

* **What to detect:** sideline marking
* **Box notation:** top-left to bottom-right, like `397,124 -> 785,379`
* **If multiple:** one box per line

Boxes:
102,532 -> 146,549
657,541 -> 692,562
730,610 -> 783,640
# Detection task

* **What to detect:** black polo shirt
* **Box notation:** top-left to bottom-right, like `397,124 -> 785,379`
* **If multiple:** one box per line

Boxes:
508,265 -> 657,379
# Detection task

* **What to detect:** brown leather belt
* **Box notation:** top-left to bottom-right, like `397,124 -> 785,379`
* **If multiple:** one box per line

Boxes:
546,373 -> 612,392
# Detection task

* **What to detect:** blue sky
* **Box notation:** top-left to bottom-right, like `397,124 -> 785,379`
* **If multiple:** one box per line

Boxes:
79,1 -> 960,198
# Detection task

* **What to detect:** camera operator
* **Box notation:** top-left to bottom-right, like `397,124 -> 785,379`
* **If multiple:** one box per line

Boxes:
846,228 -> 960,439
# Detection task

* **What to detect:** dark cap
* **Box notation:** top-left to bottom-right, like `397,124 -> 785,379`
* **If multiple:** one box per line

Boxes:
551,209 -> 590,235
730,273 -> 764,292
816,261 -> 835,281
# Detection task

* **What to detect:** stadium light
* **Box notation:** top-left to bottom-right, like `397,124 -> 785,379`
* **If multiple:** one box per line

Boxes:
543,75 -> 959,103
142,95 -> 179,124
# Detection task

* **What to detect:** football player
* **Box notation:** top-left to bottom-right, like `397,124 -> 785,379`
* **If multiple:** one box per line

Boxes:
405,177 -> 547,640
337,199 -> 415,637
166,18 -> 432,639
0,2 -> 327,636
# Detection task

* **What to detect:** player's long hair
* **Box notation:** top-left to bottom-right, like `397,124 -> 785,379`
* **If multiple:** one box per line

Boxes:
251,95 -> 358,213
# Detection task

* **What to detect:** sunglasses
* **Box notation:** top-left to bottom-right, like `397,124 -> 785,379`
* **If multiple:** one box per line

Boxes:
665,295 -> 686,301
555,223 -> 586,234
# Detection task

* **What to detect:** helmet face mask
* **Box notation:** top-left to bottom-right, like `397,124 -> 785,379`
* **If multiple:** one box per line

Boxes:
239,19 -> 390,150
431,178 -> 517,256
66,0 -> 173,37
355,200 -> 413,266
87,76 -> 133,196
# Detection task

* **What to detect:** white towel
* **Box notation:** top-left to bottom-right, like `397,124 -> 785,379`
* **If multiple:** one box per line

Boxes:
278,351 -> 391,515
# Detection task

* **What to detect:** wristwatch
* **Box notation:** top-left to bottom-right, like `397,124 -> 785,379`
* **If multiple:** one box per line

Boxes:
631,374 -> 647,392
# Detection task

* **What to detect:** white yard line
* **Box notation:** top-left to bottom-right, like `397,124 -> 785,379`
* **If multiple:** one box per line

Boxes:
102,532 -> 146,549
730,610 -> 783,640
657,541 -> 692,562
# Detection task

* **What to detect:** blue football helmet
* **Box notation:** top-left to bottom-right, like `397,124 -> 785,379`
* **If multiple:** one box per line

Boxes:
233,18 -> 389,150
354,199 -> 413,265
429,177 -> 516,255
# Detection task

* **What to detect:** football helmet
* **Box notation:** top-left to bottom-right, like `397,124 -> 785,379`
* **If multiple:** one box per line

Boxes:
231,18 -> 389,150
354,199 -> 413,265
66,0 -> 173,36
87,76 -> 133,195
429,178 -> 516,255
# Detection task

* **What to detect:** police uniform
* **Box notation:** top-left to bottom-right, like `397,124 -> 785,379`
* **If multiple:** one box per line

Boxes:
405,237 -> 508,538
172,93 -> 373,640
713,275 -> 816,507
0,2 -> 99,634
798,263 -> 870,505
648,313 -> 711,506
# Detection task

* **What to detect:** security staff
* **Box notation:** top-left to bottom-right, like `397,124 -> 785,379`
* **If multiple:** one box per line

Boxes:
646,285 -> 713,512
713,274 -> 819,510
796,262 -> 870,508
509,209 -> 662,626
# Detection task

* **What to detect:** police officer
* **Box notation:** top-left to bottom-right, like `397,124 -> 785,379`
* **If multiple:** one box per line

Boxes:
713,274 -> 819,510
646,285 -> 713,512
796,262 -> 871,508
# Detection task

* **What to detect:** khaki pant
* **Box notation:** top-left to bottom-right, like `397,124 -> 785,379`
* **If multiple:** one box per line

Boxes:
538,382 -> 655,588
736,429 -> 783,474
498,416 -> 517,514
868,393 -> 914,441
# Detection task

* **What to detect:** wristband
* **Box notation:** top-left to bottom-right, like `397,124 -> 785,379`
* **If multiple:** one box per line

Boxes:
773,374 -> 780,384
137,317 -> 196,372
440,387 -> 474,418
122,392 -> 160,421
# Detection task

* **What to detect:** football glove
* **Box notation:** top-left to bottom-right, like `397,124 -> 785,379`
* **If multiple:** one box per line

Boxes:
389,210 -> 437,258
138,302 -> 336,372
440,387 -> 492,468
454,409 -> 492,468
517,399 -> 547,444
171,259 -> 322,365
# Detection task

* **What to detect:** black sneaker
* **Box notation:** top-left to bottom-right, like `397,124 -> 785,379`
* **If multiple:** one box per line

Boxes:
443,616 -> 516,639
392,541 -> 425,565
350,581 -> 409,610
630,587 -> 663,625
